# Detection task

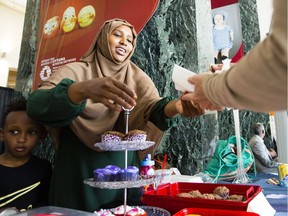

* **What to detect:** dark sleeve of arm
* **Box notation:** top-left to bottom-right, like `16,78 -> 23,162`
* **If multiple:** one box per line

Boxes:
149,97 -> 179,131
27,78 -> 86,127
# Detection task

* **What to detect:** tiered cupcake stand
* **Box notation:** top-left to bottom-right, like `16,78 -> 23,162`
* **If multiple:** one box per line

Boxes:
83,140 -> 157,189
83,106 -> 160,214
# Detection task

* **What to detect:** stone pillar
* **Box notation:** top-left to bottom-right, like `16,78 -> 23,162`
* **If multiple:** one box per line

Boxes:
15,0 -> 41,97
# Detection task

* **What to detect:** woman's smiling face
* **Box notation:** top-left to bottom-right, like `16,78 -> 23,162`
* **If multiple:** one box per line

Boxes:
109,25 -> 134,63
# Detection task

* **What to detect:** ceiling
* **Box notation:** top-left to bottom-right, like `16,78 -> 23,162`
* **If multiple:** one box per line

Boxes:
0,0 -> 27,13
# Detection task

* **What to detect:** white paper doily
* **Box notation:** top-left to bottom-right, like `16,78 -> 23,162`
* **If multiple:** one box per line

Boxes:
94,141 -> 155,151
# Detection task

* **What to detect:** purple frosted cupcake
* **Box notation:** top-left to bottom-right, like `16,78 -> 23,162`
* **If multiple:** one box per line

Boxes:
124,130 -> 147,142
105,165 -> 121,181
101,131 -> 124,143
115,167 -> 139,181
93,168 -> 113,182
127,165 -> 139,173
105,165 -> 121,172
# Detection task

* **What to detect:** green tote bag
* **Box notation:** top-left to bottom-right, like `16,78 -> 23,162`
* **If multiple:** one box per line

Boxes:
203,135 -> 255,181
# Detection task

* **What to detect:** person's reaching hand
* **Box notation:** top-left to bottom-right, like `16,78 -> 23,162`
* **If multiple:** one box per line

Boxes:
181,72 -> 224,111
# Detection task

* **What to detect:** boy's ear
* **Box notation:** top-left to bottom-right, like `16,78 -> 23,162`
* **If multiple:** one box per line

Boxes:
0,128 -> 4,141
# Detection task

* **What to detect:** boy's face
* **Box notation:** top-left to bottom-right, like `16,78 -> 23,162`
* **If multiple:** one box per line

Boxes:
0,111 -> 45,159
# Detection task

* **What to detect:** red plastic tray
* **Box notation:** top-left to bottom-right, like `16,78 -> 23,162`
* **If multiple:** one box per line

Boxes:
142,182 -> 262,214
173,208 -> 260,216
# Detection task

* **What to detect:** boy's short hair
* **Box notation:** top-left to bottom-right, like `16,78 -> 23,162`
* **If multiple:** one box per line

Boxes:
1,97 -> 27,127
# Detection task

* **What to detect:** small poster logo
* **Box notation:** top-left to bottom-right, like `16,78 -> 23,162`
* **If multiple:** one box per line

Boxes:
40,65 -> 52,81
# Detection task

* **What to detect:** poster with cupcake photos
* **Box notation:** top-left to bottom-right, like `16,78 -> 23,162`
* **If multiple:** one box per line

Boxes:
210,0 -> 244,64
32,0 -> 159,90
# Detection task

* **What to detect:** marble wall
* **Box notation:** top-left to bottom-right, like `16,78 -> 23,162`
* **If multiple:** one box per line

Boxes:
15,0 -> 269,174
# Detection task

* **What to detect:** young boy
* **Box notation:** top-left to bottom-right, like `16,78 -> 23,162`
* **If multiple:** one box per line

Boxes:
0,98 -> 52,211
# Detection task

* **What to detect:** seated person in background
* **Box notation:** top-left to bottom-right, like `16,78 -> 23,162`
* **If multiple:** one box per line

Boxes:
0,98 -> 52,212
248,123 -> 279,174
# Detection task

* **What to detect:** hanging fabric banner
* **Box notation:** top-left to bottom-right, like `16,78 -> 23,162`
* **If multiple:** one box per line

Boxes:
32,0 -> 159,89
210,0 -> 244,64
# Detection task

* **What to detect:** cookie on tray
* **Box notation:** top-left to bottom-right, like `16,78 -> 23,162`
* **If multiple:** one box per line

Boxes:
213,186 -> 230,199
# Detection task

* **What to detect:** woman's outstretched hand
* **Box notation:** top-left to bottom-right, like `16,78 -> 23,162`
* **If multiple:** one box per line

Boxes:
175,97 -> 205,117
164,98 -> 205,118
68,77 -> 137,111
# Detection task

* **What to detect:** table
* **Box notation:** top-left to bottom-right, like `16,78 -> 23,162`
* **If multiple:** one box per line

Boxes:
10,173 -> 288,216
247,173 -> 287,216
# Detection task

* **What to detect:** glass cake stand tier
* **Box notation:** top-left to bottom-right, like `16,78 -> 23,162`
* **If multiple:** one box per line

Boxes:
109,206 -> 171,216
84,176 -> 161,189
94,141 -> 155,151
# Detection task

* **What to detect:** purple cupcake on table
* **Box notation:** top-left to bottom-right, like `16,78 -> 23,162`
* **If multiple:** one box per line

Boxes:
105,165 -> 121,181
93,168 -> 113,182
116,166 -> 139,181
